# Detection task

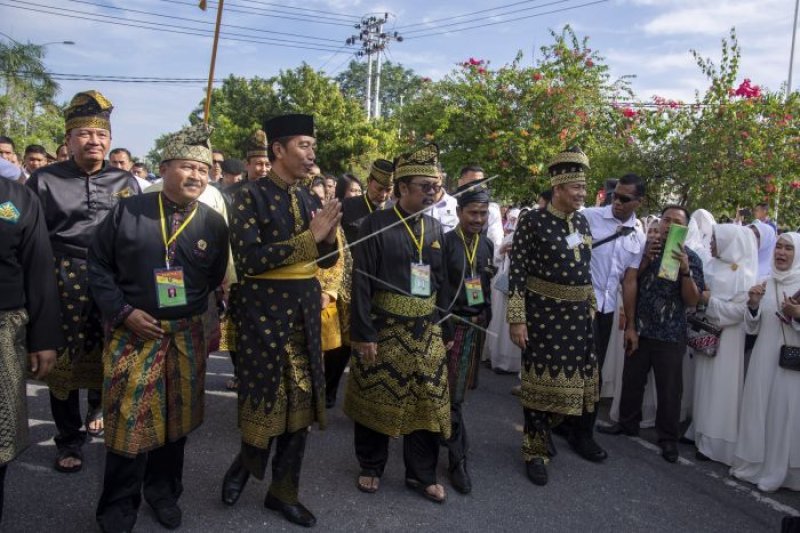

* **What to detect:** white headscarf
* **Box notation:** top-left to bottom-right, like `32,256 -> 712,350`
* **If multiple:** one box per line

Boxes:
708,224 -> 758,302
685,209 -> 716,267
771,232 -> 800,287
749,220 -> 778,280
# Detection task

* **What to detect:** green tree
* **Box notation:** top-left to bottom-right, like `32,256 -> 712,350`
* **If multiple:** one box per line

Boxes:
334,59 -> 423,118
158,65 -> 400,176
0,40 -> 63,151
398,26 -> 633,204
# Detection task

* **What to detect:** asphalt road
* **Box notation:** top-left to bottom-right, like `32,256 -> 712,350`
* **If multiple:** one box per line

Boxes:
5,352 -> 799,532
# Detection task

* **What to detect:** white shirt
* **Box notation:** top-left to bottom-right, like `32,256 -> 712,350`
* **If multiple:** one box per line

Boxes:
134,176 -> 151,192
582,205 -> 645,313
427,192 -> 459,233
486,202 -> 504,249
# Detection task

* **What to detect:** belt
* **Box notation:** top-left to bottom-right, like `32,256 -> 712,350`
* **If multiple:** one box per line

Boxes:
526,276 -> 593,302
246,261 -> 319,280
372,291 -> 436,318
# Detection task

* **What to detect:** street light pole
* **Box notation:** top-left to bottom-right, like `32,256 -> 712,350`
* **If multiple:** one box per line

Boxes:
788,0 -> 799,100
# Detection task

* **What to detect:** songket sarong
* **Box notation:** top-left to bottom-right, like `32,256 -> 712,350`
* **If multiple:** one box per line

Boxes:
447,317 -> 486,405
103,315 -> 206,457
47,256 -> 104,399
0,309 -> 29,465
219,283 -> 241,353
344,292 -> 451,439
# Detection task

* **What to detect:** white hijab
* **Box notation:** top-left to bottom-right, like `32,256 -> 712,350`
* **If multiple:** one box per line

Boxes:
686,209 -> 716,267
750,220 -> 778,280
707,224 -> 758,302
771,232 -> 800,287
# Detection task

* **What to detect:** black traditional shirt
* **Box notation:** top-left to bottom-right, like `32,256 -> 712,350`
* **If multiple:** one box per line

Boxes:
27,159 -> 140,259
507,204 -> 594,324
441,227 -> 494,319
341,193 -> 382,245
350,205 -> 449,343
636,247 -> 705,344
88,193 -> 229,321
0,179 -> 63,351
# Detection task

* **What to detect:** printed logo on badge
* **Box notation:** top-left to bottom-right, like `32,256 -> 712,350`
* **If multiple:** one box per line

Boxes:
113,187 -> 135,199
197,239 -> 207,251
0,201 -> 20,224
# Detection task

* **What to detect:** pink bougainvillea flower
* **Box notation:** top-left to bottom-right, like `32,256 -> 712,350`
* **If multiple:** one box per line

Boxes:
622,107 -> 637,118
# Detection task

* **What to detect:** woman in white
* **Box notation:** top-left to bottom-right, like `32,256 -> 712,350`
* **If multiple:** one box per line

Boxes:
686,209 -> 717,268
731,232 -> 800,491
749,220 -> 778,281
690,224 -> 758,465
484,208 -> 523,372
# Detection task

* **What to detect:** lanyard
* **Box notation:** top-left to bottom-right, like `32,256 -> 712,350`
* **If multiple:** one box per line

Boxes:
393,205 -> 425,263
457,227 -> 480,276
363,193 -> 373,214
158,193 -> 198,268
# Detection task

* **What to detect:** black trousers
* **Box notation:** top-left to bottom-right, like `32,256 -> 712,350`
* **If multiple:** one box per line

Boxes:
618,337 -> 683,442
96,437 -> 186,533
49,388 -> 101,455
0,463 -> 6,524
443,403 -> 468,467
240,429 -> 308,504
593,311 -> 615,373
354,422 -> 441,486
324,346 -> 350,403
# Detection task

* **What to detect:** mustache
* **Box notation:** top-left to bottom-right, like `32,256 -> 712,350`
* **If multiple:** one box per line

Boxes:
184,179 -> 203,187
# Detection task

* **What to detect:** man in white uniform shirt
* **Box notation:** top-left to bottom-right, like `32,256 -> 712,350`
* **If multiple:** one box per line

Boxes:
582,173 -> 646,370
427,167 -> 459,232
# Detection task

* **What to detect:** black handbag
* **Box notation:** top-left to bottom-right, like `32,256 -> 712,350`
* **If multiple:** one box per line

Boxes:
775,281 -> 800,371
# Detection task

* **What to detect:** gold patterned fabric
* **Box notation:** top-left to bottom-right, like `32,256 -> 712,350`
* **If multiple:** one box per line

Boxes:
161,123 -> 214,167
526,277 -> 593,302
548,146 -> 589,187
369,158 -> 394,186
393,143 -> 439,181
0,309 -> 29,465
506,205 -> 598,417
64,90 -> 112,132
344,313 -> 451,439
238,322 -> 321,448
103,315 -> 206,457
246,129 -> 269,159
47,256 -> 103,400
372,291 -> 436,317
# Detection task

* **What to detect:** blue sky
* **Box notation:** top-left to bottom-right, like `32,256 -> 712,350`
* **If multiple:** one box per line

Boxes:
2,0 -> 796,157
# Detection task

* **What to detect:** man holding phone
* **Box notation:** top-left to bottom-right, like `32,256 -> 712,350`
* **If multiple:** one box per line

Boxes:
599,205 -> 704,463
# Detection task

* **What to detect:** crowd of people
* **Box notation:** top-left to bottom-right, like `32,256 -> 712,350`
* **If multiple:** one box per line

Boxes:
0,89 -> 799,532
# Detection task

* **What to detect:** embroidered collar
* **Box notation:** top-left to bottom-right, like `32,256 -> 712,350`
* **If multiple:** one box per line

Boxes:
161,192 -> 197,214
267,170 -> 292,191
546,202 -> 574,221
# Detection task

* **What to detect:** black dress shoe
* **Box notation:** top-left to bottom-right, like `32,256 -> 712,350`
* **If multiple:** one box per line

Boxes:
568,437 -> 608,462
152,505 -> 182,530
221,456 -> 250,506
660,441 -> 679,463
597,423 -> 637,437
525,458 -> 548,486
264,493 -> 316,528
449,459 -> 472,494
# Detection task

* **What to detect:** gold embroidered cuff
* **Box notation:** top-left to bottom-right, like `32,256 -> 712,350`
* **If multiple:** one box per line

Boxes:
285,230 -> 319,265
507,290 -> 526,323
526,277 -> 593,302
372,291 -> 436,317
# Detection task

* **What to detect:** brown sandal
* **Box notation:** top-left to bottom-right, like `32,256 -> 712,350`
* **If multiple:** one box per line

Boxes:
356,471 -> 380,493
405,478 -> 446,504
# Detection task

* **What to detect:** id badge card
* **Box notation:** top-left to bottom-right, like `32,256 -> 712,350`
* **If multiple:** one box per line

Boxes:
566,232 -> 582,249
410,263 -> 431,297
154,267 -> 188,308
464,276 -> 484,306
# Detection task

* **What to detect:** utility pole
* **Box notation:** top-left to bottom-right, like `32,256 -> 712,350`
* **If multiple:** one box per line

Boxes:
345,13 -> 403,120
788,0 -> 800,100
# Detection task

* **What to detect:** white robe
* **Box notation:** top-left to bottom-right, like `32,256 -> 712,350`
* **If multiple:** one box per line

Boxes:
688,294 -> 748,465
730,282 -> 800,491
484,233 -> 521,372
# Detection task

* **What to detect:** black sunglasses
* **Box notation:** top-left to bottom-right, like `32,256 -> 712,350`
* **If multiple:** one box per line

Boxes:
410,181 -> 443,194
613,193 -> 639,204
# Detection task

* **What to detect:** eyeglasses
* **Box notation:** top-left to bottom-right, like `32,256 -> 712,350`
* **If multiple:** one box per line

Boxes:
613,193 -> 639,204
409,181 -> 443,194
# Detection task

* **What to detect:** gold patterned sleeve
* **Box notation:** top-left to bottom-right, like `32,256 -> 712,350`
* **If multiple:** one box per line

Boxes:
316,231 -> 345,300
230,185 -> 319,277
506,211 -> 533,324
